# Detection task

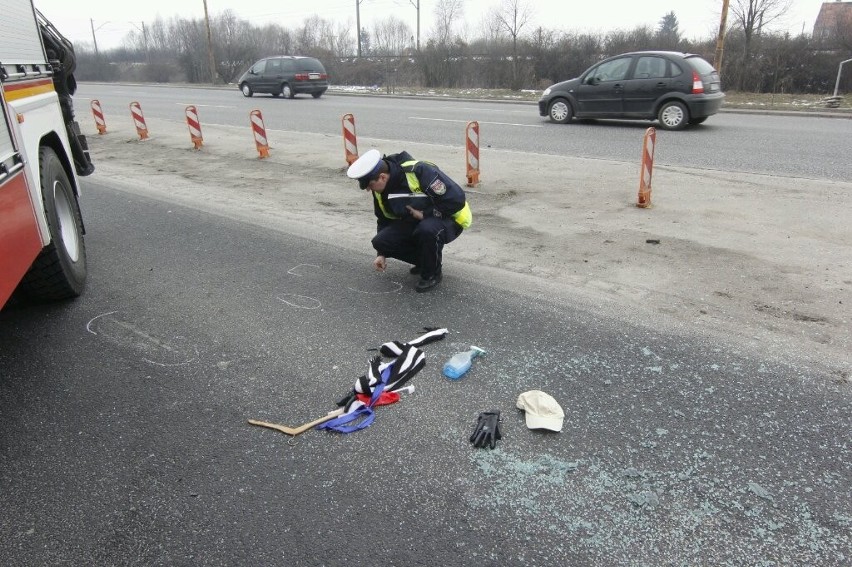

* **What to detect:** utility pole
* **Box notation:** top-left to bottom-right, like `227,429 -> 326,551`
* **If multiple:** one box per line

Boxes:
90,19 -> 100,58
409,0 -> 420,51
714,0 -> 730,76
356,0 -> 362,57
202,0 -> 218,84
130,21 -> 150,64
142,22 -> 150,65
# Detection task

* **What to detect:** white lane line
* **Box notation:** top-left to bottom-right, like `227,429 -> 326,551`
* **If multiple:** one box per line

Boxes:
409,117 -> 542,128
177,103 -> 236,109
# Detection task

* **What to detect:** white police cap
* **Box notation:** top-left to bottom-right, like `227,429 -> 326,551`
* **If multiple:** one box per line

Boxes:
346,149 -> 382,188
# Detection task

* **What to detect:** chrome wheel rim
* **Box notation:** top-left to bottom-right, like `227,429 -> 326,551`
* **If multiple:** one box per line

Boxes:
53,181 -> 80,262
661,105 -> 684,127
550,101 -> 569,122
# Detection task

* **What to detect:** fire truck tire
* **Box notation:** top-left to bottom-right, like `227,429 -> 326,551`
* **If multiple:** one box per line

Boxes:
19,146 -> 87,300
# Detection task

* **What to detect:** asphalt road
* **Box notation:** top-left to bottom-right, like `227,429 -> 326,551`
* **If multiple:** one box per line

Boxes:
74,83 -> 852,182
1,178 -> 849,565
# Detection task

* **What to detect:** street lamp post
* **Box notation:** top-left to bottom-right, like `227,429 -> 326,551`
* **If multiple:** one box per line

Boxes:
833,58 -> 852,97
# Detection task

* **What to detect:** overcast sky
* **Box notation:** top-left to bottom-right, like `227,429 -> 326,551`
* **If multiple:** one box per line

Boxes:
33,0 -> 829,51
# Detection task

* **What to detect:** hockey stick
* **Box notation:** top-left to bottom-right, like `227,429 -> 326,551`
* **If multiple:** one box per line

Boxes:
248,407 -> 345,437
247,385 -> 415,437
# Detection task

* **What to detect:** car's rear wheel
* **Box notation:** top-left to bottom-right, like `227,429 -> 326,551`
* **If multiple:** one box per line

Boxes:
658,101 -> 688,130
240,83 -> 253,97
280,83 -> 294,99
688,116 -> 708,125
547,99 -> 573,124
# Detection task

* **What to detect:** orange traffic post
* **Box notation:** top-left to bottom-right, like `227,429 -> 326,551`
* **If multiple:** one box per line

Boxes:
250,109 -> 269,158
637,127 -> 656,208
465,120 -> 480,187
342,113 -> 358,165
185,105 -> 203,150
90,99 -> 107,134
129,101 -> 148,140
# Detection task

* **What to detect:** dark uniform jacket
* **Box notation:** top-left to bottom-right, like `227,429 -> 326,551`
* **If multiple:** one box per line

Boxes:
372,151 -> 472,231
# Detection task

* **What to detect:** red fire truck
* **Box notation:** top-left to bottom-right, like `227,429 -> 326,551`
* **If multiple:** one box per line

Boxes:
1,0 -> 94,309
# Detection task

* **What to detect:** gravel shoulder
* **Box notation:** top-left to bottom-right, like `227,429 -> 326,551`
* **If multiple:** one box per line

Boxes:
83,116 -> 852,379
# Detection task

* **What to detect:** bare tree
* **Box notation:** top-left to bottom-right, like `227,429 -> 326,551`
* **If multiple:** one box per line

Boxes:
253,24 -> 293,57
213,10 -> 257,83
493,0 -> 533,89
371,16 -> 413,56
730,0 -> 792,89
431,0 -> 464,46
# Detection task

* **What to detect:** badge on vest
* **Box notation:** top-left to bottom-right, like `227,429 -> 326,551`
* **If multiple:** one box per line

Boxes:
429,178 -> 447,195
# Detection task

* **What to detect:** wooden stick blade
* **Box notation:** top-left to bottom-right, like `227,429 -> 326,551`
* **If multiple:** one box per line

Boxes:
247,407 -> 345,437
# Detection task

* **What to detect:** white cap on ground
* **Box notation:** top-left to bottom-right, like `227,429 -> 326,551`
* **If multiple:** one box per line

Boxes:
516,390 -> 564,432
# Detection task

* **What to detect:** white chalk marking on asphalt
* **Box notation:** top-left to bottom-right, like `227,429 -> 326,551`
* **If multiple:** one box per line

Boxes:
348,281 -> 404,294
86,311 -> 118,334
86,311 -> 197,366
409,117 -> 542,127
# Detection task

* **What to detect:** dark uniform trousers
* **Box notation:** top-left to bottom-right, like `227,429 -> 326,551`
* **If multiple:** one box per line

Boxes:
372,216 -> 463,278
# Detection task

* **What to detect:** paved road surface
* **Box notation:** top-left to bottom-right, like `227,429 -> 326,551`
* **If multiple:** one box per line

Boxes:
1,179 -> 849,565
75,83 -> 852,182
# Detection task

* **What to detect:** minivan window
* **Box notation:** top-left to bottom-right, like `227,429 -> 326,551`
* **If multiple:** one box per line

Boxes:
267,59 -> 283,73
251,61 -> 266,74
298,58 -> 326,73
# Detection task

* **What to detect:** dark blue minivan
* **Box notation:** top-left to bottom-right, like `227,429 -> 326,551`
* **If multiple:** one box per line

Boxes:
238,56 -> 328,99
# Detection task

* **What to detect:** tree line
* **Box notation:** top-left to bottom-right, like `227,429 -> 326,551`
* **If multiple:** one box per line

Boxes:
72,0 -> 852,94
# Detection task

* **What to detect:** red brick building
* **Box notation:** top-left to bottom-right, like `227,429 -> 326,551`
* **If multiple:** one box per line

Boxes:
813,1 -> 852,41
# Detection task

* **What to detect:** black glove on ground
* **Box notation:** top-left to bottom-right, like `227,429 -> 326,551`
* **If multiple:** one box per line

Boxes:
470,410 -> 502,449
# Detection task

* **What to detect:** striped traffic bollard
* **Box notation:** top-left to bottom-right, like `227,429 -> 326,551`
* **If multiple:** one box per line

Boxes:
185,105 -> 203,150
342,113 -> 358,165
90,99 -> 106,134
465,120 -> 480,187
637,127 -> 656,208
250,109 -> 269,158
129,101 -> 148,140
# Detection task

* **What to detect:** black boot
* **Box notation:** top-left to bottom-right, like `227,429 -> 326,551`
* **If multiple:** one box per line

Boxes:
415,273 -> 442,293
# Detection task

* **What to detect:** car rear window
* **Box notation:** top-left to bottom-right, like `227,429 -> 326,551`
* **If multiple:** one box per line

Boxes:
686,56 -> 716,74
297,58 -> 326,73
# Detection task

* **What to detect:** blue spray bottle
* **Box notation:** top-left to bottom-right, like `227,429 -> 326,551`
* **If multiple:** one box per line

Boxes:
443,346 -> 486,380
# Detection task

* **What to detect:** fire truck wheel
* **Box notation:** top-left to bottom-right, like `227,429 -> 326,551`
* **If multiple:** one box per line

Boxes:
19,146 -> 87,300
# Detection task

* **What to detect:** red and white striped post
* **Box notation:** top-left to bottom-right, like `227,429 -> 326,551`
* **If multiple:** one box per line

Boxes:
637,127 -> 656,208
465,120 -> 480,187
250,109 -> 269,158
90,99 -> 107,134
342,113 -> 358,165
185,105 -> 203,150
129,101 -> 148,140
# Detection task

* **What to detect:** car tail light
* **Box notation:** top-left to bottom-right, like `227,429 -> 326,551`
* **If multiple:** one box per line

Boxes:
294,73 -> 328,81
691,70 -> 704,94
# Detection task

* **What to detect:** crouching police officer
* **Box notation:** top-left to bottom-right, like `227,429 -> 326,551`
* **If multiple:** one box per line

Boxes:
347,149 -> 472,293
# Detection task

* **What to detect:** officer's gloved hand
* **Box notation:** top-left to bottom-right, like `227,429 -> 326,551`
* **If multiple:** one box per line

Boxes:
469,410 -> 502,449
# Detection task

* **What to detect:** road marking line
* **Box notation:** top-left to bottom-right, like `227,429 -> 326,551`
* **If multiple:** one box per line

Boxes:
409,117 -> 542,127
177,103 -> 236,109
